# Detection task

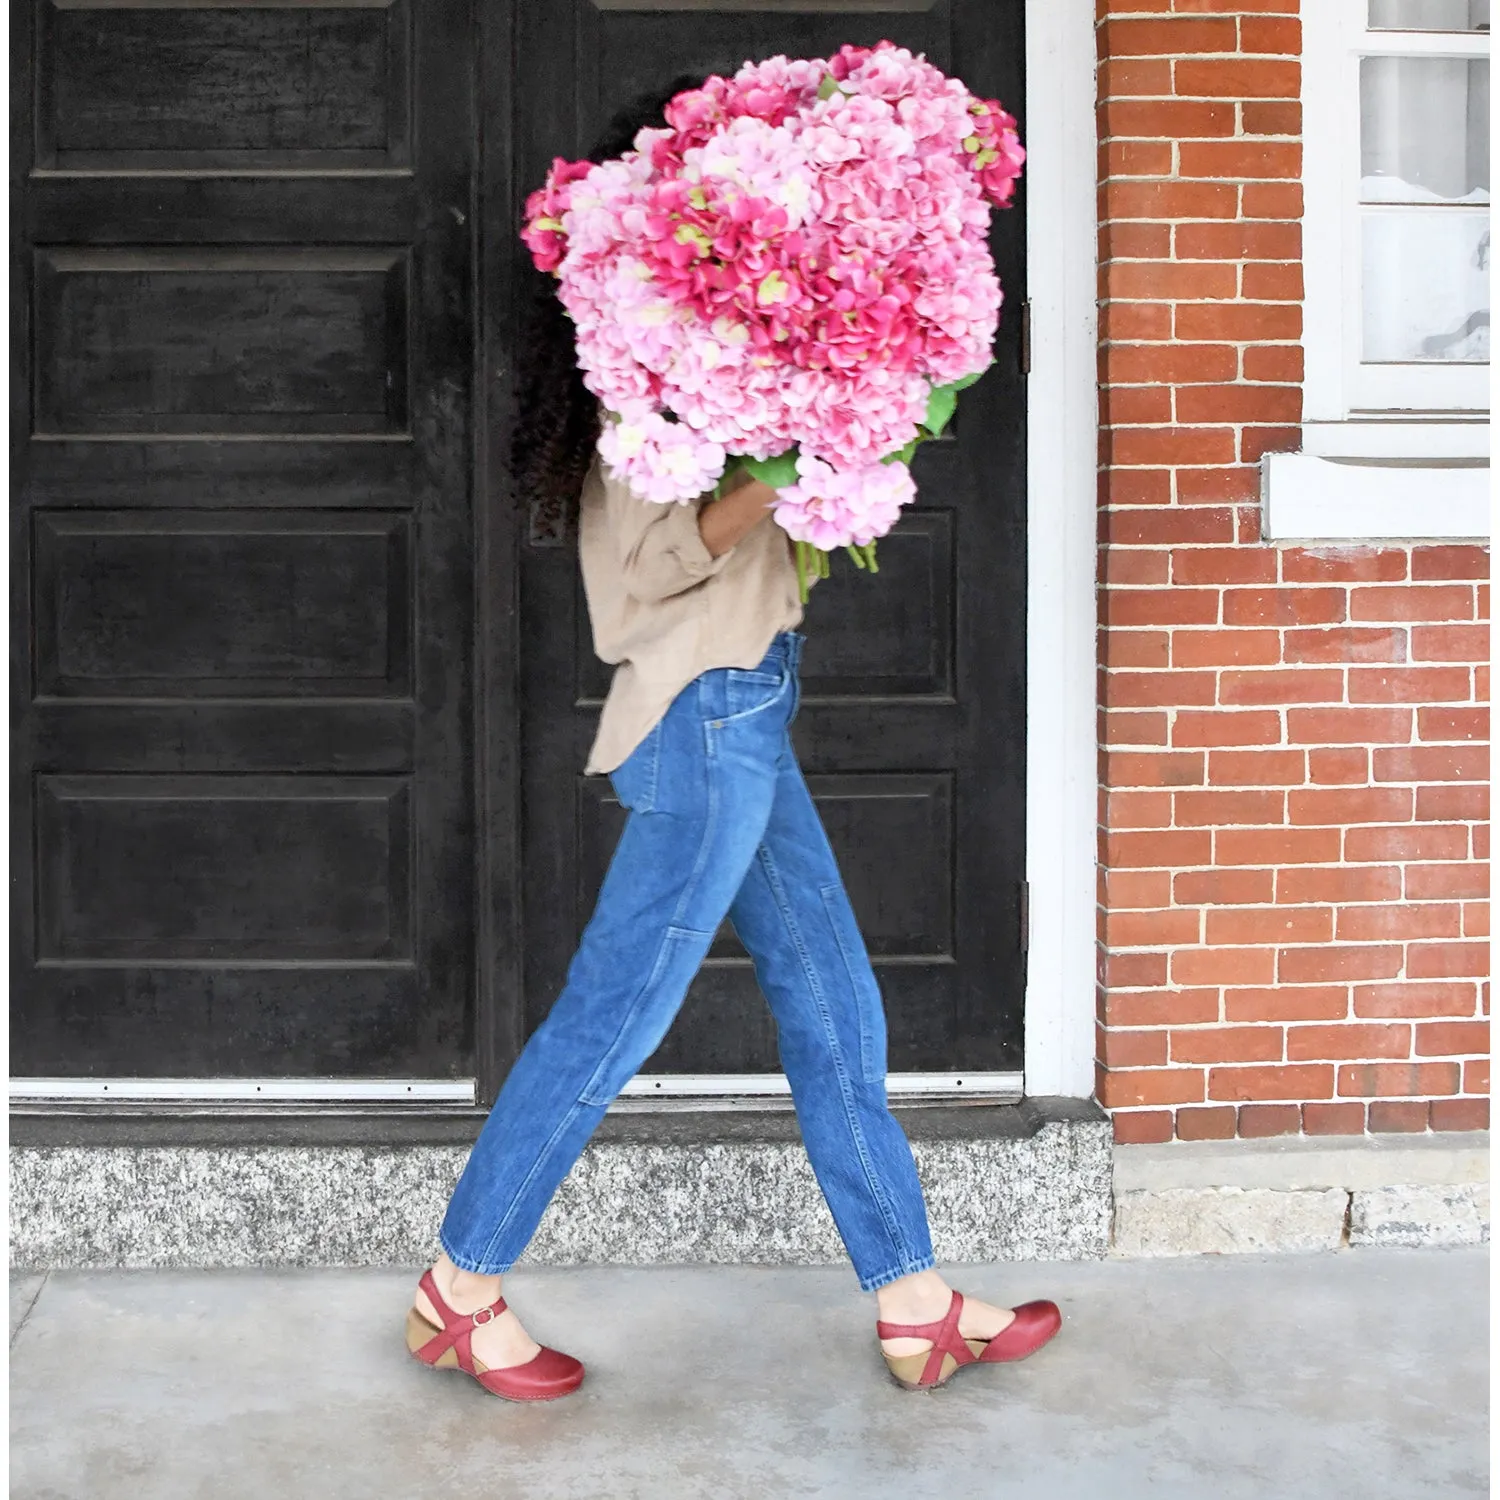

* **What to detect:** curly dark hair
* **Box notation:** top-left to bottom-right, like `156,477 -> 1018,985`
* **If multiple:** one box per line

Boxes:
512,75 -> 704,540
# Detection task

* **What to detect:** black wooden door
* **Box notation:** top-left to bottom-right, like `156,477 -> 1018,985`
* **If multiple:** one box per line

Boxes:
13,0 -> 476,1077
509,3 -> 1027,1078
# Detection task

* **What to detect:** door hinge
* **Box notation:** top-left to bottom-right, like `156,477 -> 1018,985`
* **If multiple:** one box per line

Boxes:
1019,299 -> 1031,377
1019,879 -> 1030,955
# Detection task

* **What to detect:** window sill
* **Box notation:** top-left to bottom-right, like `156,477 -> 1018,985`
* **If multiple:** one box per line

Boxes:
1261,451 -> 1490,543
1300,420 -> 1490,461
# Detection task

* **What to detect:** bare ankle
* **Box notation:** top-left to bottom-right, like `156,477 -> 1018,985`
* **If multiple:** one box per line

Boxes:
876,1269 -> 952,1326
429,1253 -> 502,1310
452,1267 -> 502,1303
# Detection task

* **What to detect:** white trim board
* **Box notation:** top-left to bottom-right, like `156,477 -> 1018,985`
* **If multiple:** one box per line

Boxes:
1022,0 -> 1099,1099
1262,452 -> 1490,541
1300,420 -> 1489,461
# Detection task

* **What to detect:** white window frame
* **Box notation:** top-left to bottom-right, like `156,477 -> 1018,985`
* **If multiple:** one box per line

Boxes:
1275,2 -> 1491,540
1303,6 -> 1491,427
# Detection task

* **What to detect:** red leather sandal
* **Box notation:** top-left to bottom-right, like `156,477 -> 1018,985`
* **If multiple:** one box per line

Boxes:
405,1268 -> 585,1402
876,1288 -> 1062,1391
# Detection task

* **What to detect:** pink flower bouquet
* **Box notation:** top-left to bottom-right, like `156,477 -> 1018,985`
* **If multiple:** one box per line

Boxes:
522,42 -> 1023,600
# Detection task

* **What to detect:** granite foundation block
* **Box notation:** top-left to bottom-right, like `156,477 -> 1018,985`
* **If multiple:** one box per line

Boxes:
1349,1183 -> 1491,1249
1111,1186 -> 1351,1258
9,1102 -> 1113,1271
1111,1135 -> 1490,1257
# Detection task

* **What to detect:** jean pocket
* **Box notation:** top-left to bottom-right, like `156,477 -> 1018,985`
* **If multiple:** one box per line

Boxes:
819,881 -> 888,1084
608,720 -> 662,813
722,666 -> 790,723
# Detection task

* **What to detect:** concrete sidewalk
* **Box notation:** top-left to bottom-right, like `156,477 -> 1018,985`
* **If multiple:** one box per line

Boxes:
9,1247 -> 1488,1500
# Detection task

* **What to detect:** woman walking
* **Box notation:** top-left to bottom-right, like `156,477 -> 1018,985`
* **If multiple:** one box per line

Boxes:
405,86 -> 1062,1401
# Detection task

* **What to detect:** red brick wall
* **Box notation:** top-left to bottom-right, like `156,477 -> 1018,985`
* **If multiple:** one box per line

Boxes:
1094,0 -> 1491,1143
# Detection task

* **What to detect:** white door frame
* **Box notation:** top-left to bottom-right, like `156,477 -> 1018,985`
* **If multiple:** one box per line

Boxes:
1022,0 -> 1100,1098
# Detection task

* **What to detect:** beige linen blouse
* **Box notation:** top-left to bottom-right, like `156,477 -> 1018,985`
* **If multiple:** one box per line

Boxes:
577,456 -> 807,775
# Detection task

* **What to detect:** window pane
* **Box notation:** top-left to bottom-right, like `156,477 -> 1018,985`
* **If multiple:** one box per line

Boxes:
1361,57 -> 1489,202
1369,0 -> 1489,30
1362,210 -> 1491,360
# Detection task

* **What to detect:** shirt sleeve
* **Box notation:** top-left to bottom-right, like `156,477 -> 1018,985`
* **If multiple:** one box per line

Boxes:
605,470 -> 734,604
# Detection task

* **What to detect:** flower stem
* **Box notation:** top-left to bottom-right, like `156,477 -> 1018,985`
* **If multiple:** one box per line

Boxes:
865,541 -> 879,573
846,544 -> 867,570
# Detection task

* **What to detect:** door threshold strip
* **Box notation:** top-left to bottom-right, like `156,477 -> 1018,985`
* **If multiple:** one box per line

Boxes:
614,1072 -> 1025,1110
10,1072 -> 1025,1111
9,1078 -> 477,1104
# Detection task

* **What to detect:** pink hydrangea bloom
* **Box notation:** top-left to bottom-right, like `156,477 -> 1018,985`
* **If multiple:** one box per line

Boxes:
598,411 -> 727,503
772,454 -> 915,549
519,40 -> 1022,541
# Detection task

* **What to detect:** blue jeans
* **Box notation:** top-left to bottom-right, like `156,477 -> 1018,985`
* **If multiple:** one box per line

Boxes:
440,629 -> 936,1291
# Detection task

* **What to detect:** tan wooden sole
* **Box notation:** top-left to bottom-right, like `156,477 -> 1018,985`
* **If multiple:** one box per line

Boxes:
880,1337 -> 990,1391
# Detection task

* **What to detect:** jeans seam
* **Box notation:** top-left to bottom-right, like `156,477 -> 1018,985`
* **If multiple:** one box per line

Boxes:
577,925 -> 692,1107
758,841 -> 913,1270
818,881 -> 883,1085
670,729 -> 721,928
644,722 -> 660,810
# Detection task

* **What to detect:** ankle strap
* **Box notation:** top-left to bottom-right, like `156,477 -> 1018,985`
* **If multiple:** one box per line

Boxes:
876,1289 -> 974,1386
419,1268 -> 509,1331
875,1287 -> 964,1342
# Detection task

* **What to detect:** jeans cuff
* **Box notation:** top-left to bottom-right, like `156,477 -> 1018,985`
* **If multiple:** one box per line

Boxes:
856,1254 -> 938,1293
437,1227 -> 516,1277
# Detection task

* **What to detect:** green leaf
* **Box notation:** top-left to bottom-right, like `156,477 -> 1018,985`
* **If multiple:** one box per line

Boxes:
882,438 -> 922,466
921,382 -> 959,438
740,450 -> 801,490
817,73 -> 840,100
918,364 -> 993,439
948,364 -> 990,393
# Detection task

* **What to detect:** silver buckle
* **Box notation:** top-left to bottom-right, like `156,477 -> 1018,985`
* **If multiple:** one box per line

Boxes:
471,1305 -> 496,1326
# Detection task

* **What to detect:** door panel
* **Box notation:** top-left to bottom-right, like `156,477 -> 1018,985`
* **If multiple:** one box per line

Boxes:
513,1 -> 1027,1077
12,0 -> 476,1079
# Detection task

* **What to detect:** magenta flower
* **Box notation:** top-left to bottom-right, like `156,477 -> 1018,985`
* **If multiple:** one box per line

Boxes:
521,156 -> 594,272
